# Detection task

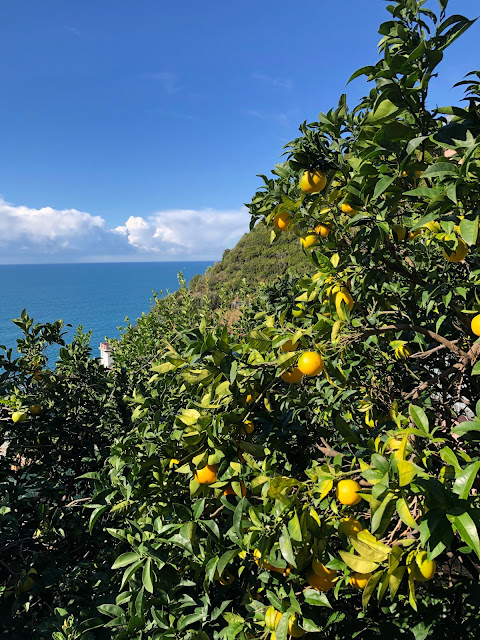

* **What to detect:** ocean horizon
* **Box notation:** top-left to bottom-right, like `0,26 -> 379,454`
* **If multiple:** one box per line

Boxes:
0,261 -> 213,360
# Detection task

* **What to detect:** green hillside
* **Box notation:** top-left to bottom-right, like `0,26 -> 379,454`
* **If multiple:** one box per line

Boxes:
189,223 -> 313,304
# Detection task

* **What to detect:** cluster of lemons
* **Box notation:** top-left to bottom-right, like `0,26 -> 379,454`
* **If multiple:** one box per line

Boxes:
11,404 -> 42,423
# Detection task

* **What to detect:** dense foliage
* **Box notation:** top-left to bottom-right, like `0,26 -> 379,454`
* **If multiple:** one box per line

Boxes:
189,225 -> 313,308
2,1 -> 480,639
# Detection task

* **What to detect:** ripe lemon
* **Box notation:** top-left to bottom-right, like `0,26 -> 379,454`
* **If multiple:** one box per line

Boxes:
336,479 -> 361,505
307,571 -> 335,591
273,211 -> 292,231
409,551 -> 436,582
194,464 -> 219,485
338,517 -> 363,537
335,290 -> 354,317
168,458 -> 180,468
471,314 -> 480,336
12,412 -> 27,423
243,420 -> 255,434
281,368 -> 304,384
392,225 -> 406,242
350,572 -> 371,590
29,405 -> 41,416
297,352 -> 324,376
341,203 -> 357,215
300,234 -> 318,249
223,481 -> 247,497
315,224 -> 330,238
281,339 -> 298,353
245,393 -> 255,404
253,549 -> 283,573
311,560 -> 338,580
443,239 -> 468,262
300,169 -> 327,193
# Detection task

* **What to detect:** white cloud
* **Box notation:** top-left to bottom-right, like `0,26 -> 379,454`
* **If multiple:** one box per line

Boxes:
252,72 -> 292,90
0,197 -> 249,264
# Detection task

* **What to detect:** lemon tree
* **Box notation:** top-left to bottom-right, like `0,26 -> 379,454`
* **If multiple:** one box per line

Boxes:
79,1 -> 480,638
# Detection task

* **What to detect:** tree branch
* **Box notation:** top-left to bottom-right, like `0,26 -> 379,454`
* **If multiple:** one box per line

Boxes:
361,324 -> 469,358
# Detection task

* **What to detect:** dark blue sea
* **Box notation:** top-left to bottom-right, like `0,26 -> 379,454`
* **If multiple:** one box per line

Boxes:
0,262 -> 212,361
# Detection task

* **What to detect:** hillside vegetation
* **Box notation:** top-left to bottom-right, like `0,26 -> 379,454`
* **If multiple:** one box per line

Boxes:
189,223 -> 313,305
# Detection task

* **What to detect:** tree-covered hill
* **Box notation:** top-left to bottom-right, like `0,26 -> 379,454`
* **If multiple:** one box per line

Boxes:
189,223 -> 313,304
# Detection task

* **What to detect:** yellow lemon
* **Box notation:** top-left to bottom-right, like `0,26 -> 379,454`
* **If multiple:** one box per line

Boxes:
336,479 -> 362,506
297,352 -> 324,376
471,314 -> 480,337
338,517 -> 363,537
350,572 -> 371,590
409,551 -> 436,582
341,203 -> 357,215
443,239 -> 468,262
300,234 -> 318,249
281,368 -> 304,384
194,464 -> 219,485
273,211 -> 292,231
281,339 -> 298,352
300,169 -> 327,193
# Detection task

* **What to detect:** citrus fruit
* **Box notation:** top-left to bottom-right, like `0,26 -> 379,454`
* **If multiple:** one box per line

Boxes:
168,458 -> 180,468
315,224 -> 330,238
12,412 -> 27,423
307,571 -> 335,591
297,352 -> 324,376
338,517 -> 363,537
223,481 -> 247,497
341,203 -> 356,215
311,560 -> 338,580
392,225 -> 406,242
281,368 -> 304,384
29,405 -> 41,416
300,234 -> 318,249
471,314 -> 480,336
273,211 -> 292,231
253,549 -> 284,573
194,464 -> 219,485
350,572 -> 371,589
245,393 -> 255,404
336,479 -> 362,505
300,169 -> 327,193
409,551 -> 436,582
281,339 -> 298,352
443,239 -> 468,262
243,420 -> 255,434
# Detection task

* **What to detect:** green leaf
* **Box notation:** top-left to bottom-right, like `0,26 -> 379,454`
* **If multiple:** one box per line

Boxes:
396,497 -> 419,529
288,511 -> 303,543
366,99 -> 399,123
409,405 -> 429,434
112,552 -> 142,569
459,217 -> 479,246
279,525 -> 296,567
362,570 -> 383,611
142,558 -> 154,593
452,420 -> 480,436
449,512 -> 480,559
373,176 -> 396,200
453,462 -> 480,499
472,362 -> 480,376
303,589 -> 332,607
339,550 -> 379,573
397,460 -> 417,487
371,492 -> 395,533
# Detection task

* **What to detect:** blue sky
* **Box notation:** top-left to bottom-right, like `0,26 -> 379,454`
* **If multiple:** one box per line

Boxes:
0,0 -> 478,263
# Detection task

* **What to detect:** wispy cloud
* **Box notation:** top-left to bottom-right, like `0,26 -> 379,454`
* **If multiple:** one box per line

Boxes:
146,72 -> 181,95
246,109 -> 289,127
252,72 -> 292,90
0,197 -> 250,264
64,25 -> 81,37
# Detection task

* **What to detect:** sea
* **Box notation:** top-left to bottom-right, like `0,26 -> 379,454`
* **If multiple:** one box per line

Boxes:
0,262 -> 212,362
